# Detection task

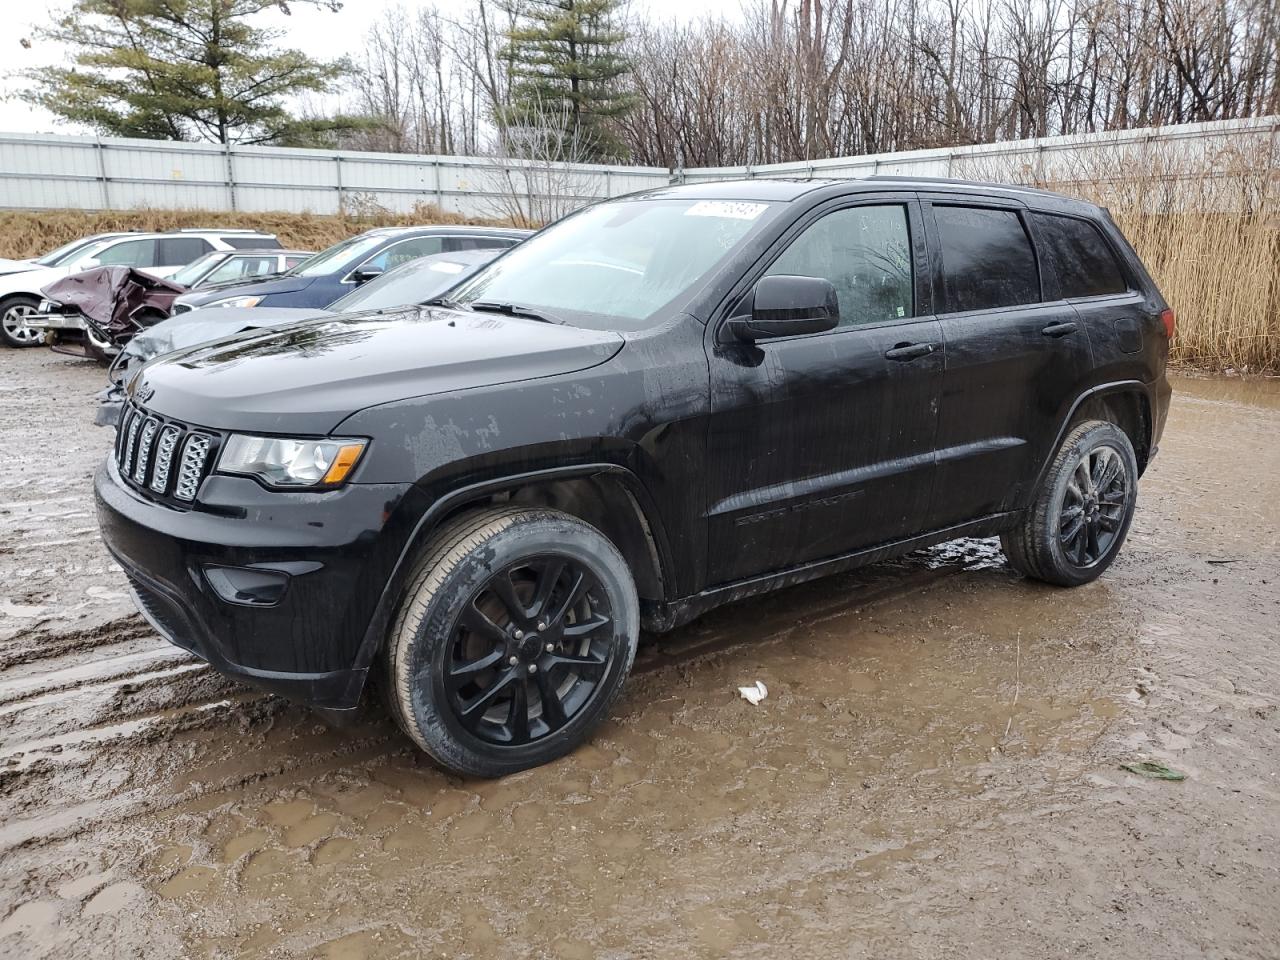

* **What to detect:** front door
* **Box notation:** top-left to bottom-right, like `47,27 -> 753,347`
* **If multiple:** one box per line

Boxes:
704,197 -> 943,586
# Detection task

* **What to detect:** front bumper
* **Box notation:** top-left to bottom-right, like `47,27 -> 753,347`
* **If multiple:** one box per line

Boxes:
95,458 -> 418,709
28,310 -> 86,332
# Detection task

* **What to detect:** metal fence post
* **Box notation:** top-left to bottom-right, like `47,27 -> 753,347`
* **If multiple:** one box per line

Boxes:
223,142 -> 237,212
95,137 -> 111,210
335,154 -> 344,214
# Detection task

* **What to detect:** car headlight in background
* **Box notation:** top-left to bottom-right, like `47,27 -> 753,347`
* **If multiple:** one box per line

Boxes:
217,435 -> 367,487
209,295 -> 264,309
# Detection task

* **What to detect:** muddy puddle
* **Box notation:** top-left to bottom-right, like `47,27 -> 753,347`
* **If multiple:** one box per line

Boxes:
2,348 -> 1277,959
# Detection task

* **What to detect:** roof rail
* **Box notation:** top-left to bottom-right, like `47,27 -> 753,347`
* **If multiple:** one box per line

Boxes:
165,228 -> 271,234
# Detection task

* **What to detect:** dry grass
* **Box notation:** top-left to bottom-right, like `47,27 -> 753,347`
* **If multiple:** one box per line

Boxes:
0,202 -> 501,260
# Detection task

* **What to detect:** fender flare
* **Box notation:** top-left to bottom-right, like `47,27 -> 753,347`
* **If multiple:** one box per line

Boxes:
1032,379 -> 1153,493
346,462 -> 675,684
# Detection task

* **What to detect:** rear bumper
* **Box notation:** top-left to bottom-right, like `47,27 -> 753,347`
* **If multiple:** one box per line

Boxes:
95,458 -> 418,709
1150,372 -> 1173,458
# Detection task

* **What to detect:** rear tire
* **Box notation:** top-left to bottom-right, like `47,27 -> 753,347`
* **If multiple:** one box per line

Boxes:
0,295 -> 42,348
1002,420 -> 1138,587
384,506 -> 639,777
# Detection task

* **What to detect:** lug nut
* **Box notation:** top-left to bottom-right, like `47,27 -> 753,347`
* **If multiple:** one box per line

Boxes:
527,664 -> 538,674
536,621 -> 547,631
545,643 -> 555,653
513,629 -> 524,640
508,655 -> 519,666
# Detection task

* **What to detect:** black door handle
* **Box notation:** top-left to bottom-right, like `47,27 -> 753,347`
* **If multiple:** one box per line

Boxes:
885,342 -> 936,361
1042,321 -> 1078,338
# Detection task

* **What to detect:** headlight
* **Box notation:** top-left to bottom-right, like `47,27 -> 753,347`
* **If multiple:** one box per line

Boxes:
209,295 -> 264,309
217,434 -> 367,487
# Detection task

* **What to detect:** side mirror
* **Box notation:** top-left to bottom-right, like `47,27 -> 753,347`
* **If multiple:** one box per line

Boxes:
79,257 -> 101,269
350,265 -> 384,285
722,274 -> 839,342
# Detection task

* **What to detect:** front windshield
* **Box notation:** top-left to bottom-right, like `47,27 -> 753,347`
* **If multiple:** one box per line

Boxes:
329,255 -> 482,313
450,198 -> 778,329
170,252 -> 222,287
35,235 -> 110,267
288,234 -> 387,278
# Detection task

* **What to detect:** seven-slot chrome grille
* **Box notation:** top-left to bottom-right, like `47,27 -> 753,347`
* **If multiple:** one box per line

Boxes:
115,403 -> 219,505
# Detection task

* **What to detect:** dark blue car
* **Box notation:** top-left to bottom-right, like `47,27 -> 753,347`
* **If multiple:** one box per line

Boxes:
170,225 -> 530,313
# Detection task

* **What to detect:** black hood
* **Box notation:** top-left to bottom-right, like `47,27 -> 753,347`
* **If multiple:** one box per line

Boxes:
132,306 -> 625,434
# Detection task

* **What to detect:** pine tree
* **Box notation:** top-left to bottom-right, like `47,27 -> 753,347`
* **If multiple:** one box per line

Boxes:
21,0 -> 361,146
499,0 -> 635,162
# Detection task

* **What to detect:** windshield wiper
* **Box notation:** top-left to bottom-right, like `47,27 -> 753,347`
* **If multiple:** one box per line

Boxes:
467,301 -> 564,325
422,295 -> 455,308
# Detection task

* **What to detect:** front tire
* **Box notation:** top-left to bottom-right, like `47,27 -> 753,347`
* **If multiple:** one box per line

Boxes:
1002,420 -> 1139,587
0,295 -> 42,348
385,507 -> 639,777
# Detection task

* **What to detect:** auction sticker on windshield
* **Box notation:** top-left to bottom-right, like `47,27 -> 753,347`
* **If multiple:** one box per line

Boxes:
684,201 -> 769,220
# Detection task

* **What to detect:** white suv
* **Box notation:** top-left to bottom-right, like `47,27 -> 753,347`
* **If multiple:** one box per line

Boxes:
0,229 -> 280,347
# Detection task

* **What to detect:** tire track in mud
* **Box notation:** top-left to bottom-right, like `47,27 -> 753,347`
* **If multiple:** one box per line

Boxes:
0,541 -> 995,861
0,615 -> 152,672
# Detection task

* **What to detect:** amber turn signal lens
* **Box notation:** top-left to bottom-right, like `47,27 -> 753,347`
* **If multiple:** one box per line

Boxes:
322,443 -> 366,485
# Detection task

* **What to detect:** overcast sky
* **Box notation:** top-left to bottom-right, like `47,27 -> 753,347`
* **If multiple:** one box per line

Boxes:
0,0 -> 744,136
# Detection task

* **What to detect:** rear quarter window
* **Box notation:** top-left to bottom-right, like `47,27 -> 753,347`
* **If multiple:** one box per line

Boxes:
934,205 -> 1040,312
1030,212 -> 1128,298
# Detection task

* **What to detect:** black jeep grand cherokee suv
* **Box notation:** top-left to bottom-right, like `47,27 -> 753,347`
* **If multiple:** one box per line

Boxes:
97,178 -> 1173,776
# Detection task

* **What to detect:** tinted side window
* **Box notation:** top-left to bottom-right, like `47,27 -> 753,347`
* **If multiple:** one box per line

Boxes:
764,205 -> 913,327
95,238 -> 159,267
934,206 -> 1039,312
1030,213 -> 1127,298
363,236 -> 445,272
159,237 -> 212,265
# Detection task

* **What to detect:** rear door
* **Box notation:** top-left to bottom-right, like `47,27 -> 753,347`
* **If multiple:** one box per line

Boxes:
704,195 -> 943,585
1026,210 -> 1150,384
921,198 -> 1095,530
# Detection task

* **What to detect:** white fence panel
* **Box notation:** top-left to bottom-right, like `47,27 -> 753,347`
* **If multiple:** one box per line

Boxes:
0,118 -> 1272,219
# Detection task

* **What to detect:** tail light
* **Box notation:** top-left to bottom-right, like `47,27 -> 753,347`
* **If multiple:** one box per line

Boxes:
1159,308 -> 1176,339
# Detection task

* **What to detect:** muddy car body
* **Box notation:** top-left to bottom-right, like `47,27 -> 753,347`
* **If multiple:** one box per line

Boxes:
96,178 -> 1172,776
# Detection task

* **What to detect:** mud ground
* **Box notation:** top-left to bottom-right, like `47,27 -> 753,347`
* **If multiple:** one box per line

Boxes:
1,345 -> 1277,960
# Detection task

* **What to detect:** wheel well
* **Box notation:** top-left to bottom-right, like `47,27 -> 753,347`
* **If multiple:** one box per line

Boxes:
1070,390 -> 1152,473
430,474 -> 667,602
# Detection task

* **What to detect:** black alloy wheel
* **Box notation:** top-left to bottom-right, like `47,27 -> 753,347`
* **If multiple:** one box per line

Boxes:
1058,443 -> 1129,568
385,507 -> 639,777
444,556 -> 615,746
1001,419 -> 1139,587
